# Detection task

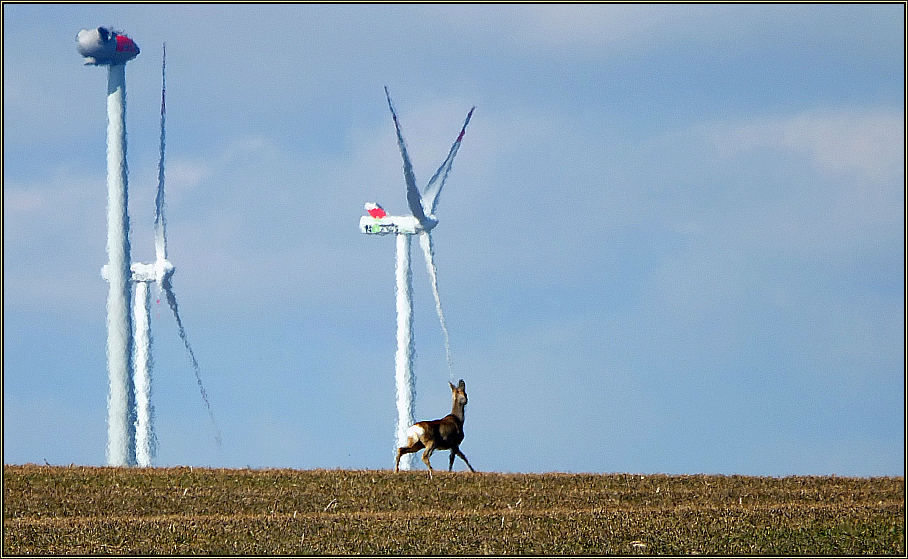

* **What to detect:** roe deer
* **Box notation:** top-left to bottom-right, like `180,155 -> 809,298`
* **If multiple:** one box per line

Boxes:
395,379 -> 476,476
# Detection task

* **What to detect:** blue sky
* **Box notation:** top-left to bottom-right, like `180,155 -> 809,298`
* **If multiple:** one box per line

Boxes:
4,4 -> 904,476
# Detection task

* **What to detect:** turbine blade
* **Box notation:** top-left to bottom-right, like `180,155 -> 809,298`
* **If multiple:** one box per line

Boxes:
162,278 -> 222,448
419,231 -> 454,379
154,43 -> 167,264
423,106 -> 474,216
385,86 -> 428,225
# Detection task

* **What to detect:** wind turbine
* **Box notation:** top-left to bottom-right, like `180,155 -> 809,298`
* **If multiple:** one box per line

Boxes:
130,44 -> 221,465
128,44 -> 173,467
78,26 -> 140,467
360,87 -> 474,470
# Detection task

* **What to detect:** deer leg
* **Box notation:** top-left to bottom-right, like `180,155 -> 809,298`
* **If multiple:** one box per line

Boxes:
395,442 -> 424,473
453,447 -> 476,472
422,445 -> 437,477
448,449 -> 456,471
394,449 -> 402,473
394,448 -> 404,473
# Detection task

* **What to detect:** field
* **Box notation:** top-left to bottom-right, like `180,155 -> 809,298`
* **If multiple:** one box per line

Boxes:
3,464 -> 903,555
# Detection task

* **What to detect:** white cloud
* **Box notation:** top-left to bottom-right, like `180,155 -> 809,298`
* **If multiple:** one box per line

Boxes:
3,174 -> 107,312
166,158 -> 210,199
677,107 -> 905,260
695,108 -> 904,182
782,110 -> 904,181
434,4 -> 894,60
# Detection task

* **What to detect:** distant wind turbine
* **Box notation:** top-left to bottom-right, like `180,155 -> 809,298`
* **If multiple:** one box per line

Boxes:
130,44 -> 222,465
129,44 -> 174,467
360,87 -> 474,470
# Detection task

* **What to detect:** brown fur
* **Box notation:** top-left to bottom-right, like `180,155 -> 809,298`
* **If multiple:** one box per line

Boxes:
395,379 -> 476,476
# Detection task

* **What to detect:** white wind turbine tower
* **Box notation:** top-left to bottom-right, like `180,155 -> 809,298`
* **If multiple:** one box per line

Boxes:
77,26 -> 141,467
360,87 -> 474,470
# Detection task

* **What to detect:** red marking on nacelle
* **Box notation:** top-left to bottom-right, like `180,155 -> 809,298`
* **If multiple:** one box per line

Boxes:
116,35 -> 138,53
366,203 -> 387,219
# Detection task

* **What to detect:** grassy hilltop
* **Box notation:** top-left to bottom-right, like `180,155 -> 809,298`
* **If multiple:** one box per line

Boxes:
3,465 -> 904,555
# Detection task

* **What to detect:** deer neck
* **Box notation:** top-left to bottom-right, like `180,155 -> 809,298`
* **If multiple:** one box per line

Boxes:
450,398 -> 466,424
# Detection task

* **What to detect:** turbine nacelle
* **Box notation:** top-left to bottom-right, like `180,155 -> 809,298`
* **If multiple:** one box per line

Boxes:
124,260 -> 175,285
360,202 -> 437,235
76,27 -> 139,66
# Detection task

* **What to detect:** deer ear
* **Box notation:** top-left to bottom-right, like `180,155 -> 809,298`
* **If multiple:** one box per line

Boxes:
458,379 -> 466,390
449,382 -> 456,391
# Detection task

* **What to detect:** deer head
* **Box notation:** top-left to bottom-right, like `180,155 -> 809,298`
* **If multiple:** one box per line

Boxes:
449,379 -> 468,408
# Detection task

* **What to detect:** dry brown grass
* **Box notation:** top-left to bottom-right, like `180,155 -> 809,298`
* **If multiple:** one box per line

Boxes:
4,464 -> 903,555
